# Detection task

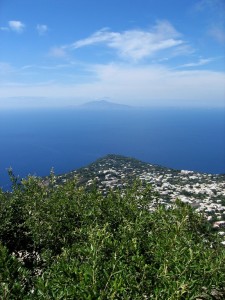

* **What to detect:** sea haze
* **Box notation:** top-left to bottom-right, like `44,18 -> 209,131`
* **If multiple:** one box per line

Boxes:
0,107 -> 225,189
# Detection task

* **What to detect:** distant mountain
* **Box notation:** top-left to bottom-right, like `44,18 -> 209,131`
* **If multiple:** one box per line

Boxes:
79,100 -> 131,110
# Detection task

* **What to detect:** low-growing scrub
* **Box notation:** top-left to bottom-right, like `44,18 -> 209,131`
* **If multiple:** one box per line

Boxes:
0,174 -> 225,299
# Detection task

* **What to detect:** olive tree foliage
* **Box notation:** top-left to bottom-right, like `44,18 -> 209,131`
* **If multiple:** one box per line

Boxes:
0,172 -> 225,299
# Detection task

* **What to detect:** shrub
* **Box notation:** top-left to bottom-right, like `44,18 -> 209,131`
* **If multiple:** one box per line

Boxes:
0,175 -> 225,299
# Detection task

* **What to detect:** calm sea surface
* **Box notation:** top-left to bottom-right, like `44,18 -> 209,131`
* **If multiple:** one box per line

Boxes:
0,107 -> 225,189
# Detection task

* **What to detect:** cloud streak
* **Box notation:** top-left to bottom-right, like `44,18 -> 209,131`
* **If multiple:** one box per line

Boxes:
176,57 -> 216,68
70,21 -> 185,61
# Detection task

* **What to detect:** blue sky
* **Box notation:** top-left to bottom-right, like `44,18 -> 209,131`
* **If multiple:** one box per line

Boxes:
0,0 -> 225,108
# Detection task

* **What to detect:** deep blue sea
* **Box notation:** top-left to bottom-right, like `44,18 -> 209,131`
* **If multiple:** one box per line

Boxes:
0,107 -> 225,190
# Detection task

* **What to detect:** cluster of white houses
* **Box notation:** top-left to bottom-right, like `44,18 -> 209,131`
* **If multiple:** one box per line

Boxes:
57,155 -> 225,238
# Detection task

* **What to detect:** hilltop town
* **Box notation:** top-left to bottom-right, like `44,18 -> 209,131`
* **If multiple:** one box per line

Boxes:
55,155 -> 225,235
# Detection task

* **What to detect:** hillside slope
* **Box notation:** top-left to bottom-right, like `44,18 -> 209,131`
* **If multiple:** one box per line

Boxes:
55,154 -> 225,224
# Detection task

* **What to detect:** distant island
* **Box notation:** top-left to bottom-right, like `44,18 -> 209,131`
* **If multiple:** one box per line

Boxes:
78,100 -> 131,110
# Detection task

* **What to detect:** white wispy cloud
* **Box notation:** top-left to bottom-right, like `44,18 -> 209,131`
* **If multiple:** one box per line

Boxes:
8,20 -> 25,33
70,21 -> 185,61
177,57 -> 215,68
36,24 -> 48,35
21,63 -> 75,71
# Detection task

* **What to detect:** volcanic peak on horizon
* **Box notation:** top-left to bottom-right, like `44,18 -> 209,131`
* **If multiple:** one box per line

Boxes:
80,100 -> 131,109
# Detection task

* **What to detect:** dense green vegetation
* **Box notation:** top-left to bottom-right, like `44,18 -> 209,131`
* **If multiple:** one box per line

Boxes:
0,172 -> 225,299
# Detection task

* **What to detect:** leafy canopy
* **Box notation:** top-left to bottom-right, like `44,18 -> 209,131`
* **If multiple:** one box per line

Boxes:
0,174 -> 225,299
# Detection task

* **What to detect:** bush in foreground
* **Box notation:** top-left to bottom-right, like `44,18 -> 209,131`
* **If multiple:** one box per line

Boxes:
0,175 -> 225,299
